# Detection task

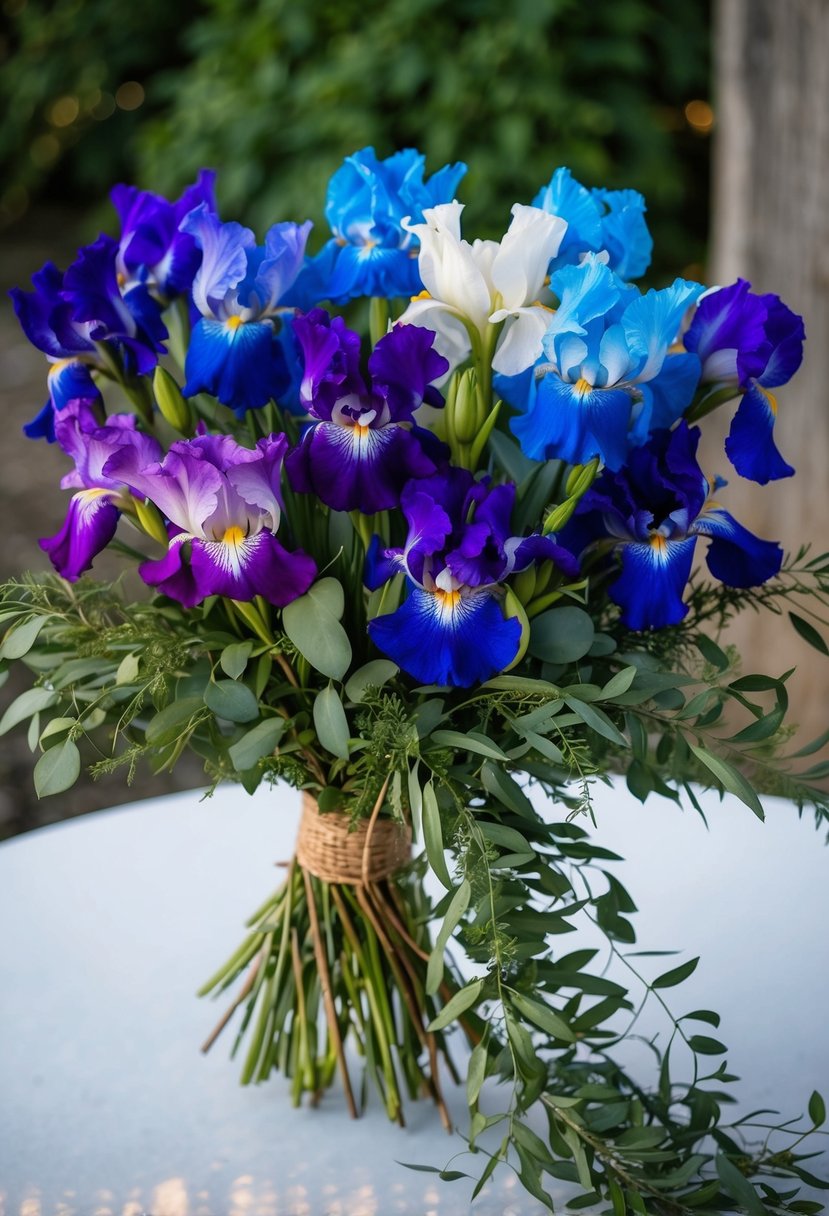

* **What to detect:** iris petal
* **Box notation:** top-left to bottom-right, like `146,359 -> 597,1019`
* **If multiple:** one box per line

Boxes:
694,506 -> 783,587
183,317 -> 288,415
609,536 -> 698,630
40,489 -> 120,581
725,384 -> 794,484
369,587 -> 521,687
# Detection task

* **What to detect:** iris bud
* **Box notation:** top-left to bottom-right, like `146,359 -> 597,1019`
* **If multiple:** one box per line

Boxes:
135,498 -> 169,547
452,368 -> 480,445
154,366 -> 193,435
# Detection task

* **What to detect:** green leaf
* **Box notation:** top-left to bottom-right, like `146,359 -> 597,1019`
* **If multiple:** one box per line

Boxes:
0,615 -> 48,660
0,686 -> 59,735
228,718 -> 285,771
204,679 -> 259,723
565,696 -> 628,747
809,1090 -> 826,1127
39,717 -> 76,747
427,878 -> 470,995
789,612 -> 829,656
716,1153 -> 768,1216
312,684 -> 350,760
478,821 -> 533,855
601,666 -> 637,699
429,729 -> 508,761
480,760 -> 535,818
34,739 -> 81,797
427,977 -> 484,1031
115,653 -> 141,685
653,956 -> 699,989
145,696 -> 206,746
688,1034 -> 728,1054
696,634 -> 730,670
688,743 -> 764,819
466,1038 -> 488,1107
529,606 -> 595,664
282,582 -> 352,680
422,781 -> 452,890
344,659 -> 398,702
510,991 -> 576,1042
220,641 -> 253,680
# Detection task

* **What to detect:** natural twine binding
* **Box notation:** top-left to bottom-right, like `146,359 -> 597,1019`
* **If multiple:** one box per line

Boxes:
296,792 -> 412,884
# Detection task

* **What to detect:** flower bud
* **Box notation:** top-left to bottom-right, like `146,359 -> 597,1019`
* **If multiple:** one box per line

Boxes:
153,366 -> 193,435
135,498 -> 169,547
451,368 -> 480,445
512,567 -> 537,605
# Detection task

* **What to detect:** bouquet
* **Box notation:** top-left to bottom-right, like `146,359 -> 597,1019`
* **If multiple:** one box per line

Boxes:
3,146 -> 828,1213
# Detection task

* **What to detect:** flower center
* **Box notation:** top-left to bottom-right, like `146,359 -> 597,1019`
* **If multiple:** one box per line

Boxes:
223,525 -> 246,546
225,316 -> 244,331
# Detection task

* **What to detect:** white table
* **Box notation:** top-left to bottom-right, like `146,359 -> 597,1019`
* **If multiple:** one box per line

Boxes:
1,780 -> 827,1216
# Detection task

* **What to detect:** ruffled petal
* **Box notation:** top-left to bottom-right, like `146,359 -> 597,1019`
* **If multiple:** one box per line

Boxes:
394,300 -> 472,376
724,384 -> 794,484
189,529 -> 316,606
180,205 -> 255,318
368,586 -> 521,687
490,306 -> 554,377
693,506 -> 783,587
511,373 -> 633,468
609,536 -> 698,630
490,204 -> 567,310
139,532 -> 200,606
369,324 -> 448,420
286,421 -> 435,514
622,278 -> 705,384
634,351 -> 702,437
40,489 -> 120,580
183,317 -> 287,415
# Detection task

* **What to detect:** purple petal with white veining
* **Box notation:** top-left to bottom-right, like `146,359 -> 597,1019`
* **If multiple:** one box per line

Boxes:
188,529 -> 316,606
40,489 -> 120,581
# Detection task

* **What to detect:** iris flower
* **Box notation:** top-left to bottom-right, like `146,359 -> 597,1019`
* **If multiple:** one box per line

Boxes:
105,430 -> 316,609
10,238 -> 167,440
683,279 -> 805,483
503,255 -> 704,468
396,201 -> 567,379
112,169 -> 218,302
286,309 -> 448,513
40,400 -> 162,580
560,422 -> 783,630
533,167 -> 653,280
309,147 -> 467,304
181,205 -> 312,416
366,468 -> 578,686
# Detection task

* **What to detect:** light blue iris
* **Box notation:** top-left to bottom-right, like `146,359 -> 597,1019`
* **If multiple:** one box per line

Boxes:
503,255 -> 704,468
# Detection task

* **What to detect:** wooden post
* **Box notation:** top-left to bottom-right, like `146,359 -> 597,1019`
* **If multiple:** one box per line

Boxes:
706,0 -> 829,740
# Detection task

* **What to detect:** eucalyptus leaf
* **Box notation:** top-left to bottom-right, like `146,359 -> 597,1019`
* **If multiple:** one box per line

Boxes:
427,977 -> 484,1031
313,684 -> 350,760
426,878 -> 470,995
529,606 -> 595,664
34,739 -> 81,797
204,679 -> 259,723
228,718 -> 285,771
688,743 -> 764,819
220,641 -> 253,680
145,696 -> 206,747
0,686 -> 59,735
0,615 -> 48,660
422,781 -> 452,890
344,659 -> 398,703
282,584 -> 352,680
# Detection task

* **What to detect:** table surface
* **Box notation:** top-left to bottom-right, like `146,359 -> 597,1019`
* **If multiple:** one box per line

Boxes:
1,778 -> 827,1216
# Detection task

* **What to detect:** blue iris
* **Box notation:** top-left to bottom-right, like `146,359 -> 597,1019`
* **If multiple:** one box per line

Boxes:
305,147 -> 467,305
533,167 -> 653,280
560,422 -> 783,630
499,255 -> 703,469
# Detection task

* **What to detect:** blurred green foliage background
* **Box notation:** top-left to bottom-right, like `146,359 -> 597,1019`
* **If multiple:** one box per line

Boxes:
1,0 -> 712,278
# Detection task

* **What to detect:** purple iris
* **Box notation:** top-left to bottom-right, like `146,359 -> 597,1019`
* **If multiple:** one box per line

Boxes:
181,205 -> 312,416
104,430 -> 317,609
366,468 -> 579,687
285,310 -> 449,514
683,280 -> 805,483
10,238 -> 167,439
560,422 -> 783,631
112,169 -> 218,301
40,400 -> 162,581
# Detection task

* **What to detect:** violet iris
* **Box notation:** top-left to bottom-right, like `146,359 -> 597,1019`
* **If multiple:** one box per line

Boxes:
286,310 -> 448,513
366,468 -> 579,687
105,430 -> 316,609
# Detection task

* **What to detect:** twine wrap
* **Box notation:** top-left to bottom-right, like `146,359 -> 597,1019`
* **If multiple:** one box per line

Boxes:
296,793 -> 412,884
